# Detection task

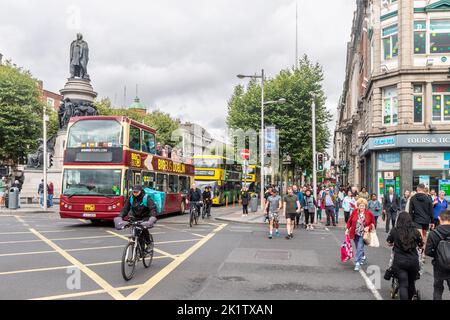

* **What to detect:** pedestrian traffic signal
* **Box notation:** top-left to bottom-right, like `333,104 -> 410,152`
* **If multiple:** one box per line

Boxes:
48,153 -> 54,168
317,153 -> 324,171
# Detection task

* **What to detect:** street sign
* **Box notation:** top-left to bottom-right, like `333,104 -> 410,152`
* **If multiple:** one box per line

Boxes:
241,149 -> 250,160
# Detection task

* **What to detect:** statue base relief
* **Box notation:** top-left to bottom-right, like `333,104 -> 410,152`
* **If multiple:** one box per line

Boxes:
60,78 -> 97,103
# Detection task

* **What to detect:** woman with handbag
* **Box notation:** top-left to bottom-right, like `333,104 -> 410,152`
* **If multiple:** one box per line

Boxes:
345,198 -> 375,271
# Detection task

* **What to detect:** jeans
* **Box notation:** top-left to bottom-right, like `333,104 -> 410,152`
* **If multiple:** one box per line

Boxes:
305,211 -> 315,225
325,206 -> 336,225
344,211 -> 351,223
374,216 -> 379,228
385,210 -> 397,233
335,207 -> 339,224
242,204 -> 248,214
48,194 -> 53,207
354,234 -> 365,264
40,193 -> 44,207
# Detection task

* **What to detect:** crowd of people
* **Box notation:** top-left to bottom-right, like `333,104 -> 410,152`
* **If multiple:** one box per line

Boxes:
38,179 -> 55,208
259,182 -> 449,300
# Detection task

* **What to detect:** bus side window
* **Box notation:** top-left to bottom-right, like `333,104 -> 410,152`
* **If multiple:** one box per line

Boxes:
179,176 -> 188,193
129,126 -> 141,151
169,175 -> 179,193
156,173 -> 168,192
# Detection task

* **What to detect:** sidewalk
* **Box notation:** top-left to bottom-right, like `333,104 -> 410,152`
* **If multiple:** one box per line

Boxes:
0,203 -> 57,215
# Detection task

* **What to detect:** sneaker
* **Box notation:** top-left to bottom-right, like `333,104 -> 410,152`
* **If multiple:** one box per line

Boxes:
361,257 -> 367,265
290,234 -> 294,239
275,230 -> 280,237
354,263 -> 361,271
310,225 -> 314,230
285,235 -> 291,240
268,233 -> 273,239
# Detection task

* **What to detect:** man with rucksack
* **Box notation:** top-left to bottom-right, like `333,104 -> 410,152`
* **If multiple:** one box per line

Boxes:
410,184 -> 435,248
425,209 -> 450,300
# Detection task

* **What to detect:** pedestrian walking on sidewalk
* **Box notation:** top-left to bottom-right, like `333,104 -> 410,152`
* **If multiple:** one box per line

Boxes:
345,198 -> 375,271
401,190 -> 411,211
241,187 -> 250,216
48,182 -> 54,208
368,193 -> 382,228
293,185 -> 305,229
304,189 -> 317,230
383,187 -> 400,233
264,186 -> 273,222
387,211 -> 424,300
342,191 -> 356,223
265,188 -> 282,239
0,177 -> 6,208
284,187 -> 300,240
409,183 -> 435,252
359,187 -> 370,201
38,179 -> 46,208
322,188 -> 337,227
425,209 -> 450,300
433,191 -> 448,227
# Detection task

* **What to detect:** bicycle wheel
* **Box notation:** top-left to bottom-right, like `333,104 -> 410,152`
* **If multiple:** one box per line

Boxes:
194,209 -> 199,225
121,242 -> 137,281
189,209 -> 194,228
143,234 -> 154,268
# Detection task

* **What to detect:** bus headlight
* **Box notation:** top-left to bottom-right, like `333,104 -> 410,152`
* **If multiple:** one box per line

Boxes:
64,204 -> 68,208
112,205 -> 117,209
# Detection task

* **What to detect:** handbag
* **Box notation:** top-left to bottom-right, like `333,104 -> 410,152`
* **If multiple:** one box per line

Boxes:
341,235 -> 354,262
363,230 -> 371,245
368,229 -> 380,248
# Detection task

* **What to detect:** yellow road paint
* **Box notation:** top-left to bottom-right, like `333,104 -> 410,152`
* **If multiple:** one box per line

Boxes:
125,223 -> 227,300
78,219 -> 89,224
29,228 -> 125,300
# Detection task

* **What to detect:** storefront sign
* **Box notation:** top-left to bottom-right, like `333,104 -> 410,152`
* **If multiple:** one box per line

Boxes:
367,134 -> 450,151
373,137 -> 396,148
384,172 -> 394,179
413,152 -> 450,170
377,152 -> 400,170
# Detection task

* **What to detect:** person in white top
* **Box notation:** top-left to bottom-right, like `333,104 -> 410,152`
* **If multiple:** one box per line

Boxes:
342,190 -> 356,223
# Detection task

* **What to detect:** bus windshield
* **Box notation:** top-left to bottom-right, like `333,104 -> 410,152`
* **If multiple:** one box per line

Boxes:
63,169 -> 122,196
193,158 -> 220,168
67,120 -> 122,148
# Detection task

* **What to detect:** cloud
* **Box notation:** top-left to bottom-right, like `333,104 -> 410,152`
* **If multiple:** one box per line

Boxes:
0,0 -> 356,151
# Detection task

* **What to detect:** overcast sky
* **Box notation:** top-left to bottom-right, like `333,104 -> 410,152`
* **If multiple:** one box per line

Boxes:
0,0 -> 356,146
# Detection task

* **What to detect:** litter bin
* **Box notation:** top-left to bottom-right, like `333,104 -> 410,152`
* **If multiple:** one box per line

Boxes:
8,187 -> 20,209
250,194 -> 259,212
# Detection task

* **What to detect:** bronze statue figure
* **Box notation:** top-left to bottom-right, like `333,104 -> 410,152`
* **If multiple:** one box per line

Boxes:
70,33 -> 89,79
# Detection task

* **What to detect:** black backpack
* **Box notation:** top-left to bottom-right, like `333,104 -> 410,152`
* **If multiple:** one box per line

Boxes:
435,230 -> 450,272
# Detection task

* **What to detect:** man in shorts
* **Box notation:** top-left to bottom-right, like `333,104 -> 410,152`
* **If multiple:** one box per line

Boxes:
410,183 -> 435,259
284,186 -> 301,239
265,188 -> 282,239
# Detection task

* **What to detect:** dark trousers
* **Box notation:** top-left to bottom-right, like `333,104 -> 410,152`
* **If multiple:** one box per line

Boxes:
374,216 -> 379,228
325,206 -> 335,225
385,210 -> 397,233
433,268 -> 450,300
344,211 -> 351,223
305,211 -> 314,224
242,204 -> 248,214
397,267 -> 417,300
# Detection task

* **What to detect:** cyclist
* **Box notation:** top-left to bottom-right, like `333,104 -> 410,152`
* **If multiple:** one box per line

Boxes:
186,183 -> 202,217
114,185 -> 157,252
202,186 -> 212,218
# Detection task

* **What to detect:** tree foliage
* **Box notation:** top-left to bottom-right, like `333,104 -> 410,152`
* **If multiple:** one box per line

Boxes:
0,62 -> 44,165
227,55 -> 332,173
95,98 -> 180,146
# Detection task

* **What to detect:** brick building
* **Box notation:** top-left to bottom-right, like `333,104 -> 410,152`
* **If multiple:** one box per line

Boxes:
37,80 -> 62,111
334,0 -> 450,198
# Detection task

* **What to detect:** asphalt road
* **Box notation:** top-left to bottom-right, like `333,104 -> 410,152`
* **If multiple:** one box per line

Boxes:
0,207 -> 448,300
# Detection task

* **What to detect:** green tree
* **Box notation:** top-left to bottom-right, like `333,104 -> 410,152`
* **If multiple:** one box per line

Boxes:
227,55 -> 332,174
0,62 -> 44,165
95,98 -> 180,146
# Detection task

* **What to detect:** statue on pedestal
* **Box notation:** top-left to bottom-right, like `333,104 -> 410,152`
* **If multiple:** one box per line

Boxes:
70,33 -> 90,80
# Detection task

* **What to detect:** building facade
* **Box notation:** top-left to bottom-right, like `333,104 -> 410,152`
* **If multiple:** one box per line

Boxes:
37,80 -> 62,110
335,0 -> 450,198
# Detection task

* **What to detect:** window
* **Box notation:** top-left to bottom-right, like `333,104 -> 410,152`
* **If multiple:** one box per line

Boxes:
430,20 -> 450,54
142,172 -> 155,189
129,126 -> 141,151
47,98 -> 55,107
142,131 -> 156,154
179,176 -> 189,194
193,158 -> 220,168
432,84 -> 450,122
382,24 -> 398,60
168,175 -> 179,193
383,86 -> 398,125
414,21 -> 426,54
62,169 -> 122,196
156,173 -> 168,192
413,84 -> 424,123
67,120 -> 122,148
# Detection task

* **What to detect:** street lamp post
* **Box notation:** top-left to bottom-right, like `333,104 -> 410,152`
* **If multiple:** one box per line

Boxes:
312,100 -> 317,222
236,70 -> 286,212
43,105 -> 48,211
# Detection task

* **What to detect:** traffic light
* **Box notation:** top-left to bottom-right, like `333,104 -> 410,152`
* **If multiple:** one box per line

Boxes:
317,153 -> 324,171
48,153 -> 54,168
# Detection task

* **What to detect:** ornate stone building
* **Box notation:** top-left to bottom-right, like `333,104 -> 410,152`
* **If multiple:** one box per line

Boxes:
334,0 -> 450,198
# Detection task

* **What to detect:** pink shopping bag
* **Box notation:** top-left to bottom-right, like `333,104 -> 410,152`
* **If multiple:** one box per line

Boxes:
341,234 -> 354,263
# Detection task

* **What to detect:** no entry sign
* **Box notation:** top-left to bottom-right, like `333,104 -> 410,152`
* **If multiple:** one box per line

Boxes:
241,149 -> 250,160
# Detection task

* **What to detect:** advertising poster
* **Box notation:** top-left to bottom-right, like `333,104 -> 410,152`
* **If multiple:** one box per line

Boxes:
439,180 -> 450,201
419,175 -> 430,188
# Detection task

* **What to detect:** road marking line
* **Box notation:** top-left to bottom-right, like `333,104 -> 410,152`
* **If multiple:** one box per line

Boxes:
159,224 -> 206,238
29,228 -> 125,300
125,223 -> 227,300
14,215 -> 30,227
107,230 -> 178,260
0,235 -> 120,244
78,219 -> 89,224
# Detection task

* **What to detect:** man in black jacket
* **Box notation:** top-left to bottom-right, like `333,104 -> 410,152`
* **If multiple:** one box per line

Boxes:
202,186 -> 212,218
186,183 -> 202,215
383,187 -> 400,233
425,209 -> 450,300
410,183 -> 435,244
115,185 -> 157,250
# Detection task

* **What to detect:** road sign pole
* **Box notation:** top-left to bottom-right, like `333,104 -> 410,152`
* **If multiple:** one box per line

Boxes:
312,100 -> 317,223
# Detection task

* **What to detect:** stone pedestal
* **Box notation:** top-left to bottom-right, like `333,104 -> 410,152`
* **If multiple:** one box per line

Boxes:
60,78 -> 97,103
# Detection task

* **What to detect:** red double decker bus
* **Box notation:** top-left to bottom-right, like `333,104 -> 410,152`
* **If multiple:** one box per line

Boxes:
59,116 -> 194,221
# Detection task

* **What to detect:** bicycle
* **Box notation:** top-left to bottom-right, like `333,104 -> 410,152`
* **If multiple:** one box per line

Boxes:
202,200 -> 211,219
120,220 -> 154,281
189,201 -> 202,227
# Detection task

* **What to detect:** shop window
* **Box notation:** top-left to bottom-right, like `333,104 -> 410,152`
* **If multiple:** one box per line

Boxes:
432,84 -> 450,122
383,86 -> 398,125
382,24 -> 399,60
414,21 -> 426,54
129,126 -> 141,151
430,20 -> 450,54
413,84 -> 424,123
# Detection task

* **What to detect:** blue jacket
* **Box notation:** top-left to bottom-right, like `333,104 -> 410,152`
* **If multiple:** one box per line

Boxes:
433,198 -> 448,219
295,191 -> 304,208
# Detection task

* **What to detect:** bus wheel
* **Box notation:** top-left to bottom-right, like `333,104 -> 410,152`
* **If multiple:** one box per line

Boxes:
180,201 -> 186,215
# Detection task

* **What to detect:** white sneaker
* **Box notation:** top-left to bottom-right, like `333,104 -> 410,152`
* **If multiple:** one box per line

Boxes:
310,225 -> 314,230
